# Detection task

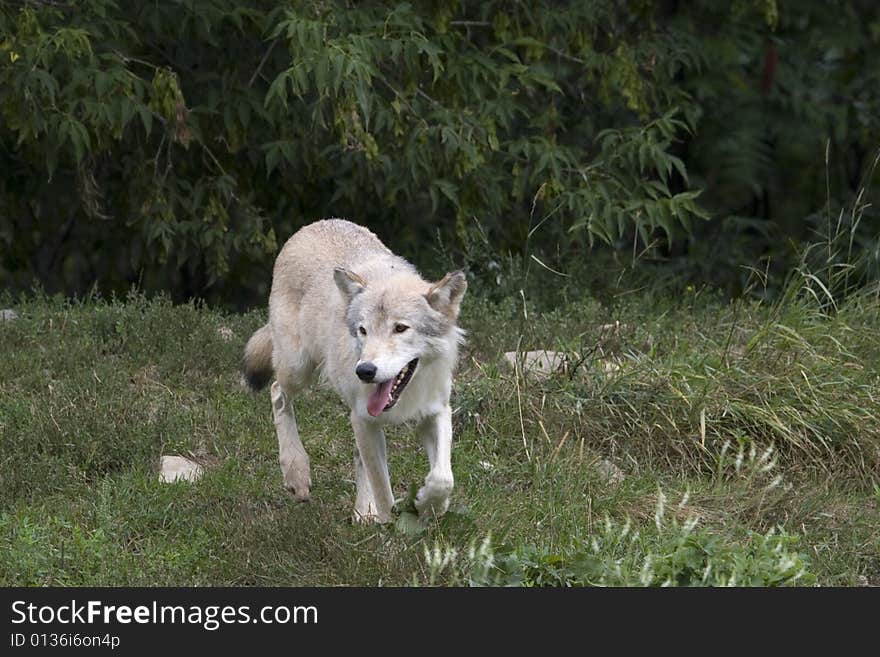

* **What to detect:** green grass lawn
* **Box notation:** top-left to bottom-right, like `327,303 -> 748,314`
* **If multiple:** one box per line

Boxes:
1,287 -> 878,586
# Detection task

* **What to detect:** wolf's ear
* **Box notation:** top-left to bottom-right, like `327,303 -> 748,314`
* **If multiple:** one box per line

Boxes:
426,270 -> 467,318
334,268 -> 367,301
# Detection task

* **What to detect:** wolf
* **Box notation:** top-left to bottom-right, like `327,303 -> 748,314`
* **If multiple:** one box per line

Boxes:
242,219 -> 467,523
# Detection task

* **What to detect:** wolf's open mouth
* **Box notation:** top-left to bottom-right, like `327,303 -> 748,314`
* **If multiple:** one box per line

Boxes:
366,358 -> 419,416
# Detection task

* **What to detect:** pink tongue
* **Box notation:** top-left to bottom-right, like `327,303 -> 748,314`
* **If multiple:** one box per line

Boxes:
367,379 -> 395,417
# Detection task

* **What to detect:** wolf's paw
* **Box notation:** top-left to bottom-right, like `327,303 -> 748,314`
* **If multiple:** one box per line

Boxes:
283,477 -> 311,502
352,501 -> 389,524
352,498 -> 392,524
415,474 -> 453,520
281,459 -> 312,502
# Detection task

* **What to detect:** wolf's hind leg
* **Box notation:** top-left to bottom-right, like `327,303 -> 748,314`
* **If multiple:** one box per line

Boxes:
271,381 -> 311,501
414,405 -> 454,520
350,414 -> 394,523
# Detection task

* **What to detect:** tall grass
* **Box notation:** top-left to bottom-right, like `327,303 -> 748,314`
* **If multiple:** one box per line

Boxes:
459,146 -> 880,482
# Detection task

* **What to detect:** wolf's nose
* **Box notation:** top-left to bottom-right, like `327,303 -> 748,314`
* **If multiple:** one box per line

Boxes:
356,362 -> 377,382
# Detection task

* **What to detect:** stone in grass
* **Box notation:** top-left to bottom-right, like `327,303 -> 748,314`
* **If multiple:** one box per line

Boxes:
158,455 -> 205,483
502,350 -> 569,378
1,309 -> 18,321
502,350 -> 622,378
599,359 -> 621,373
595,459 -> 625,486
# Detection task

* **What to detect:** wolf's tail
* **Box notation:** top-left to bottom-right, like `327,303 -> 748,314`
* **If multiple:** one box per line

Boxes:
242,324 -> 273,392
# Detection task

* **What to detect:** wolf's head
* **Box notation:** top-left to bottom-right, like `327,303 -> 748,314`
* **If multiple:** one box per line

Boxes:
334,267 -> 466,416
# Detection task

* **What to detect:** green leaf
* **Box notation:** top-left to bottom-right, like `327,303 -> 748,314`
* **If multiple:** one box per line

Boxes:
137,106 -> 152,136
395,510 -> 426,536
670,155 -> 688,185
264,142 -> 282,175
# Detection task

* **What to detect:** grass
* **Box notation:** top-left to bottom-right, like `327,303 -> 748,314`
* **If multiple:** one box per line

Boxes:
0,282 -> 878,586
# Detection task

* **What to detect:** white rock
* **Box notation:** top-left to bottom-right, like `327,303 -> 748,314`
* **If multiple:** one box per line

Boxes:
599,358 -> 621,373
0,309 -> 18,321
158,455 -> 205,483
216,326 -> 234,342
502,350 -> 568,377
596,459 -> 625,486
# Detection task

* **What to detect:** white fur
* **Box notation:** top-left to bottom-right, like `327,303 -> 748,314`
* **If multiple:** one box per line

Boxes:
329,326 -> 461,524
244,219 -> 466,524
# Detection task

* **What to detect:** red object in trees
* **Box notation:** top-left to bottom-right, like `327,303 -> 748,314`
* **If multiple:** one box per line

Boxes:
761,41 -> 777,95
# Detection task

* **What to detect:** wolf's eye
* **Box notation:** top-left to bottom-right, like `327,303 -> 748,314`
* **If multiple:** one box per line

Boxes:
394,323 -> 409,334
358,326 -> 367,336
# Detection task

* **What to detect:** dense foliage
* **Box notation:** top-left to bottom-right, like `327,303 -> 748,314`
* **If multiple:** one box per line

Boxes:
1,1 -> 878,304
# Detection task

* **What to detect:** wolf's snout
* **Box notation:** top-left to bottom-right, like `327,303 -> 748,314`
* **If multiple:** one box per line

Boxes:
355,362 -> 377,382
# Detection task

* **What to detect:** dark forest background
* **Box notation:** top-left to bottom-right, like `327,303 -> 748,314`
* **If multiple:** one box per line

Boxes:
1,0 -> 878,308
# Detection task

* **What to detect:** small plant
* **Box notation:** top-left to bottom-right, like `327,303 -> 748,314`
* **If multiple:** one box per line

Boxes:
422,534 -> 497,587
419,492 -> 815,587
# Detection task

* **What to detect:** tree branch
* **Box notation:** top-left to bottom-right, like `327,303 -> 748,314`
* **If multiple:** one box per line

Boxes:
249,39 -> 278,88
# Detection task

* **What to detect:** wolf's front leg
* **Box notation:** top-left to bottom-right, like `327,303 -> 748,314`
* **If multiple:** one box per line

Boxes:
415,405 -> 454,520
352,446 -> 378,523
350,414 -> 394,523
271,381 -> 311,501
